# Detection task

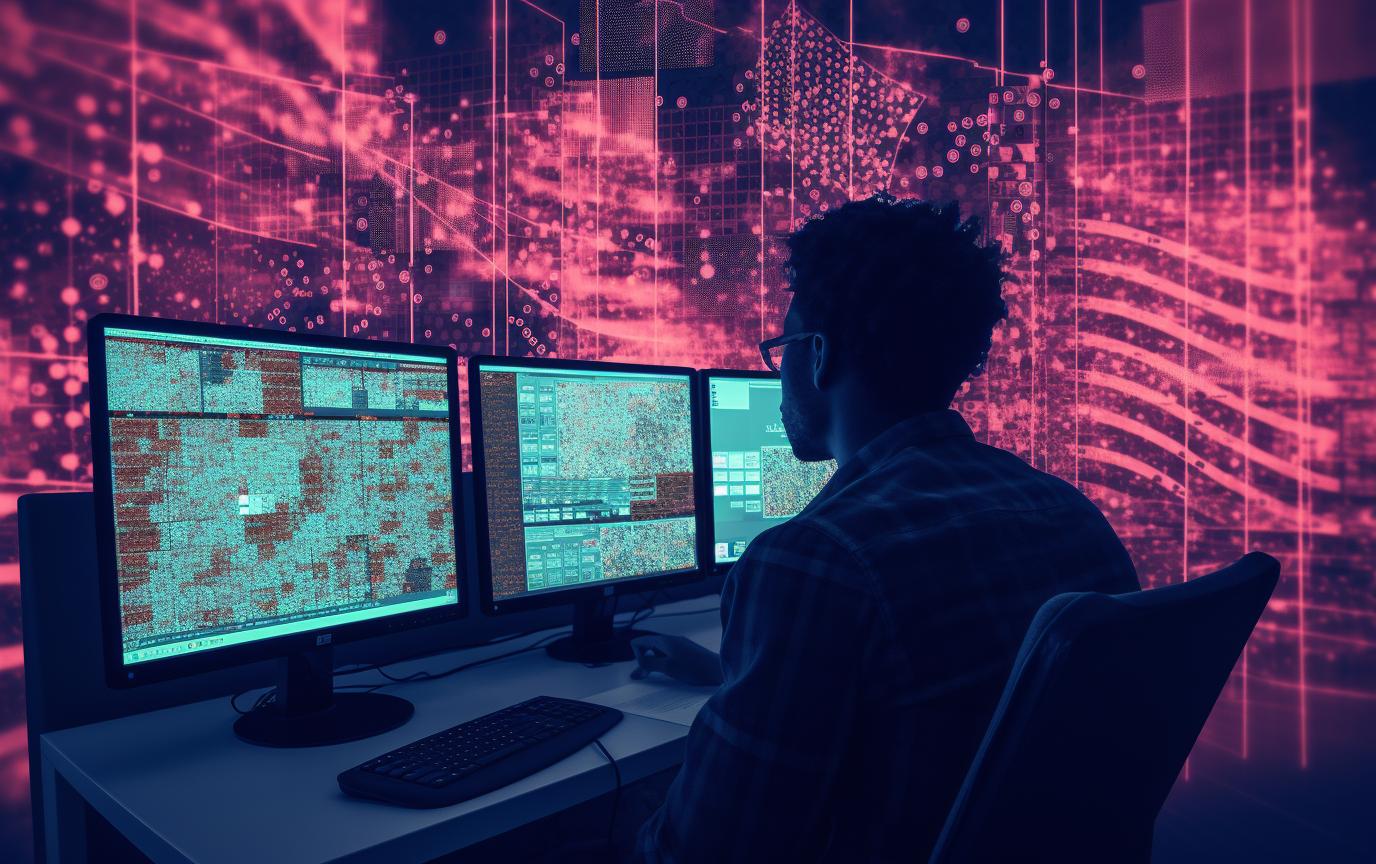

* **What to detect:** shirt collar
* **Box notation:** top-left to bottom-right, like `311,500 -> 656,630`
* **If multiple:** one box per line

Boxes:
807,409 -> 974,508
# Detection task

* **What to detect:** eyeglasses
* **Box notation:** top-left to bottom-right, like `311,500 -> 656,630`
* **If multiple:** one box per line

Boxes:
758,331 -> 820,373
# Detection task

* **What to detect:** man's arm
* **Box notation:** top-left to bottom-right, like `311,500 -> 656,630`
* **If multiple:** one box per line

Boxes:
635,520 -> 879,863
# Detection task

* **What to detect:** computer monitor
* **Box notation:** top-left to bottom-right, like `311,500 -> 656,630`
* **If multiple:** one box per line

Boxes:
701,369 -> 836,567
468,356 -> 706,663
89,314 -> 465,746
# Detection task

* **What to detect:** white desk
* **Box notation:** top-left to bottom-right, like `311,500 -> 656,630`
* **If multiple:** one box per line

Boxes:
40,599 -> 721,864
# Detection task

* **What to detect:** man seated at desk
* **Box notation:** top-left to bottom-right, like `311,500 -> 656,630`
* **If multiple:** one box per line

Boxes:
633,194 -> 1140,862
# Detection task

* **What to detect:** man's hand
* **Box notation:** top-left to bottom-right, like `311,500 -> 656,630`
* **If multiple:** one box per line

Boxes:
630,634 -> 724,686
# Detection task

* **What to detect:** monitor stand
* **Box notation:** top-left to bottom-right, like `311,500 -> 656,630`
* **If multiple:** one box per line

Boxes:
233,644 -> 413,748
545,595 -> 655,664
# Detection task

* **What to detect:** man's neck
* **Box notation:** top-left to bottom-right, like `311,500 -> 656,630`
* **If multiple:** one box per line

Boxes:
829,402 -> 943,467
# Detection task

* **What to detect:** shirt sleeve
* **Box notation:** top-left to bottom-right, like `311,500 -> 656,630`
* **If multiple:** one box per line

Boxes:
634,520 -> 879,863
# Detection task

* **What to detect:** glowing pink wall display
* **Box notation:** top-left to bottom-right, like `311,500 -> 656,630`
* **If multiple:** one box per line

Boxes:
0,0 -> 1373,858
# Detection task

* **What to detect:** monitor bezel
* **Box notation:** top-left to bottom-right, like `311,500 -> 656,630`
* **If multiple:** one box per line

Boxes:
468,354 -> 708,617
699,368 -> 783,572
89,313 -> 468,689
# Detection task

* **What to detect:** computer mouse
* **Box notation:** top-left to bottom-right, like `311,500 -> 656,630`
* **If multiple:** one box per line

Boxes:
629,634 -> 724,686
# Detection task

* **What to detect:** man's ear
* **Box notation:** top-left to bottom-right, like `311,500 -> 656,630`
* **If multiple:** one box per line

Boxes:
811,332 -> 831,391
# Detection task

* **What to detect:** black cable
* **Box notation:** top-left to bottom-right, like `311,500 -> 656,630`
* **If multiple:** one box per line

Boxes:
593,739 -> 622,856
230,679 -> 392,715
230,624 -> 574,713
229,600 -> 718,714
369,630 -> 569,685
229,687 -> 266,715
622,591 -> 663,631
638,601 -> 719,621
333,624 -> 560,680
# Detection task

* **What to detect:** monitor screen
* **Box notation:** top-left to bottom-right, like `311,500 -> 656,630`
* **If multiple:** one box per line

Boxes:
474,363 -> 699,602
706,374 -> 836,564
99,326 -> 460,667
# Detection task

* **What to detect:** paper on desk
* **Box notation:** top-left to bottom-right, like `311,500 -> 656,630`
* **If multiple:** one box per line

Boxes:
585,680 -> 714,727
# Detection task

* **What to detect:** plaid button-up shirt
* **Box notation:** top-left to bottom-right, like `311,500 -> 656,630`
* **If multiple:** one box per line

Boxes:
635,409 -> 1139,863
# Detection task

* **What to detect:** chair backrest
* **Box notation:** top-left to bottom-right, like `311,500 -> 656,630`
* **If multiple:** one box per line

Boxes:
928,552 -> 1280,864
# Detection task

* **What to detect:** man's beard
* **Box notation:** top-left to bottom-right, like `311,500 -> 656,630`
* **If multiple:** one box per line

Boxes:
781,391 -> 830,462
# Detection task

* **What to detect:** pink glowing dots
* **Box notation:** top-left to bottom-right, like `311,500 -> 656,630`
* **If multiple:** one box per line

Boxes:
433,30 -> 446,45
1132,64 -> 1147,79
60,217 -> 81,238
955,17 -> 971,33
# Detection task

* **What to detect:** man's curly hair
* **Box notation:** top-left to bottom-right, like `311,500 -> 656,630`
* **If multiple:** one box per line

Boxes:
785,194 -> 1009,407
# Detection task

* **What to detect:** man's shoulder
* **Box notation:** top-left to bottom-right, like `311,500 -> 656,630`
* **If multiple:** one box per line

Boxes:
744,516 -> 855,566
733,516 -> 872,593
796,436 -> 1122,555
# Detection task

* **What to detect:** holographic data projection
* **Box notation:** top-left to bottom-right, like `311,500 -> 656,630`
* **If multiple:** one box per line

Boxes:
1,0 -> 1375,854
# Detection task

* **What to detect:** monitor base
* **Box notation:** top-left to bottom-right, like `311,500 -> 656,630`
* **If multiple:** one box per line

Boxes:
234,691 -> 414,748
545,628 -> 657,664
233,647 -> 413,747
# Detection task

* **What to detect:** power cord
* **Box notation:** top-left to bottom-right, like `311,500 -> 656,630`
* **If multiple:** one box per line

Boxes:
229,598 -> 718,714
368,630 -> 567,685
593,739 -> 622,856
641,601 -> 718,621
622,590 -> 668,631
333,623 -> 563,679
229,680 -> 392,715
229,628 -> 569,714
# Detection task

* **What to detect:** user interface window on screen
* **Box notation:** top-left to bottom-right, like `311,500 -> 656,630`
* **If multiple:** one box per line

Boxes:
103,328 -> 459,666
479,366 -> 698,600
708,376 -> 836,563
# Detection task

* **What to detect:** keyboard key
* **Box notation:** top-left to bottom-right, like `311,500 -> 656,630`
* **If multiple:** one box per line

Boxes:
339,697 -> 623,808
474,742 -> 526,767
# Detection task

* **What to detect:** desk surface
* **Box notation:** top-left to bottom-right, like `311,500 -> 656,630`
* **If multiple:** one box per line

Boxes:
42,598 -> 722,864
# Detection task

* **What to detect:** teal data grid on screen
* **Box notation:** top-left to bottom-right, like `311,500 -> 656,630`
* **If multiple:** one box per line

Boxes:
707,376 -> 836,564
103,326 -> 459,666
478,365 -> 699,600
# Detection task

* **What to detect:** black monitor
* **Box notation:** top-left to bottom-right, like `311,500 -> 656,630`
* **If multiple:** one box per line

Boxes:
468,355 -> 706,663
89,314 -> 465,747
701,369 -> 836,568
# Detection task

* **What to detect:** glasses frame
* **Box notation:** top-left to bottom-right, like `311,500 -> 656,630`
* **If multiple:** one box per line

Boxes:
758,331 -> 820,372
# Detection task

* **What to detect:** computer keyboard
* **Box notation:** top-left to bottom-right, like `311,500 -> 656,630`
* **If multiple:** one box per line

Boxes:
337,695 -> 624,808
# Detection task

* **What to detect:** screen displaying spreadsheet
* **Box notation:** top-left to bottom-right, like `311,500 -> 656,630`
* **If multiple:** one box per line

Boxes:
475,364 -> 699,600
100,326 -> 459,666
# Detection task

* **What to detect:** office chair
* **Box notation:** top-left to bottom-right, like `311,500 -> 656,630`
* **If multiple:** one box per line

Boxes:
928,551 -> 1280,864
